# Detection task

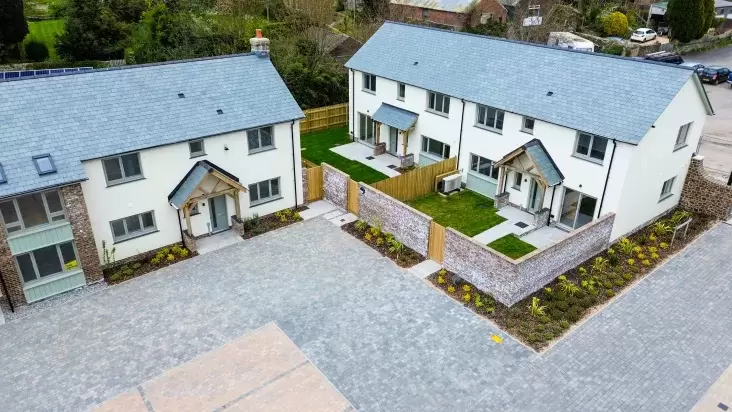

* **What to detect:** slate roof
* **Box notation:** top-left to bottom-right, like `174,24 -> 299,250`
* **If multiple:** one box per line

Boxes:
0,54 -> 304,199
372,103 -> 419,130
523,139 -> 564,186
168,160 -> 241,209
390,0 -> 478,13
345,22 -> 711,145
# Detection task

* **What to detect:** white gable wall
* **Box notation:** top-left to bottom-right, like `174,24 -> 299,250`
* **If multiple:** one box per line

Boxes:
81,121 -> 303,261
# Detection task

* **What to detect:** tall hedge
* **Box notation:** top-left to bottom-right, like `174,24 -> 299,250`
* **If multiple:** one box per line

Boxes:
0,0 -> 29,47
603,12 -> 629,37
667,0 -> 706,42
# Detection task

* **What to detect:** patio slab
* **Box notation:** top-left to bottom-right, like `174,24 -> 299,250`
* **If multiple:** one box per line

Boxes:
521,225 -> 570,248
330,142 -> 401,178
196,230 -> 243,255
299,200 -> 338,221
408,259 -> 442,279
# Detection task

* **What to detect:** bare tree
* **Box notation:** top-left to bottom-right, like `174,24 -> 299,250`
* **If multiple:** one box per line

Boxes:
506,1 -> 580,43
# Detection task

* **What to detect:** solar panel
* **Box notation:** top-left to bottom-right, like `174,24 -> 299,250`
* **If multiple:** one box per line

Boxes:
5,72 -> 20,79
80,67 -> 93,71
64,68 -> 79,73
50,69 -> 65,74
36,70 -> 49,75
20,71 -> 35,77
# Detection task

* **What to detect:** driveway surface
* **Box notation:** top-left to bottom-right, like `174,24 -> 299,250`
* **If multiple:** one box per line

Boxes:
0,218 -> 730,412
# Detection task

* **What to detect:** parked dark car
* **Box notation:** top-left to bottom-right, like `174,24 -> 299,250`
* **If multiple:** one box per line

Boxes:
700,66 -> 731,84
644,51 -> 684,64
680,62 -> 706,74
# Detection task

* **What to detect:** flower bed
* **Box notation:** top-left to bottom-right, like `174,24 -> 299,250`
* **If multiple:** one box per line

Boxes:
343,220 -> 425,268
103,243 -> 195,285
428,209 -> 715,350
241,206 -> 307,240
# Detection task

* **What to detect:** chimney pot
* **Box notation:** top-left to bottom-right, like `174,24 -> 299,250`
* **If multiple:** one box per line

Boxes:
256,28 -> 263,38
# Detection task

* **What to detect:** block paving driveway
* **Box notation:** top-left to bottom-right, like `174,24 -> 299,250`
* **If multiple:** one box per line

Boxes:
0,218 -> 731,411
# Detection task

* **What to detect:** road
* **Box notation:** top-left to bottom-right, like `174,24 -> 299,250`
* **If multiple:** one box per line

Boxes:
685,46 -> 732,182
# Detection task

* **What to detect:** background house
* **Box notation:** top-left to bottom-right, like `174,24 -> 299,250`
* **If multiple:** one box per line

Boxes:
390,0 -> 508,30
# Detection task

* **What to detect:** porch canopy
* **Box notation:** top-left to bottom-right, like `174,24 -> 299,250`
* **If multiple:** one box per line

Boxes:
494,138 -> 565,190
372,103 -> 419,131
168,160 -> 247,234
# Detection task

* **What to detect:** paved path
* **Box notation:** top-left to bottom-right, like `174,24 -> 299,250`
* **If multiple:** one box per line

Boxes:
0,219 -> 731,411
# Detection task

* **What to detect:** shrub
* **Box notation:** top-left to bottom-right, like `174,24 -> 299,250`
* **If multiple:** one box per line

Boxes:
171,245 -> 182,254
603,281 -> 613,289
607,248 -> 615,256
437,275 -> 446,284
369,226 -> 381,237
614,279 -> 625,287
549,323 -> 565,335
447,285 -> 456,293
463,293 -> 471,302
109,272 -> 122,282
529,297 -> 547,317
642,259 -> 651,266
660,242 -> 669,249
565,307 -> 582,322
649,234 -> 657,242
539,315 -> 551,324
243,214 -> 260,230
122,268 -> 134,277
167,254 -> 175,262
549,308 -> 563,319
605,289 -> 615,297
463,284 -> 471,292
603,11 -> 629,36
161,247 -> 170,255
670,210 -> 691,225
364,233 -> 372,242
581,295 -> 596,308
559,320 -> 570,329
591,257 -> 608,275
132,262 -> 142,270
542,331 -> 555,341
608,254 -> 619,266
543,287 -> 553,297
179,249 -> 190,258
617,238 -> 636,255
622,273 -> 633,281
627,258 -> 636,266
651,252 -> 660,260
536,324 -> 546,332
25,40 -> 49,62
578,266 -> 587,275
653,221 -> 673,236
388,238 -> 405,258
556,300 -> 569,311
150,257 -> 160,265
637,253 -> 646,260
561,281 -> 580,296
375,237 -> 384,246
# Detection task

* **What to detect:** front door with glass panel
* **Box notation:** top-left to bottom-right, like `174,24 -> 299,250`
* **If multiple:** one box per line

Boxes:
527,178 -> 543,213
559,188 -> 597,229
209,195 -> 228,233
389,127 -> 398,155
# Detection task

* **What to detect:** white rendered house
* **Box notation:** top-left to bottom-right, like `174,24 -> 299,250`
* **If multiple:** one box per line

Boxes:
345,22 -> 713,241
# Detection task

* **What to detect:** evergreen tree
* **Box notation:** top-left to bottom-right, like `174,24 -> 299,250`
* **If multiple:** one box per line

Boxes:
0,0 -> 29,51
666,0 -> 705,42
56,0 -> 128,60
702,0 -> 716,34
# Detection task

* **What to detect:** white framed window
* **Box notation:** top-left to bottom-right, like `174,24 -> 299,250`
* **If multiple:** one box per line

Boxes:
421,136 -> 451,159
574,132 -> 608,163
675,122 -> 691,150
660,176 -> 676,200
249,177 -> 281,206
397,83 -> 406,101
522,117 -> 535,134
513,171 -> 523,189
358,113 -> 375,143
469,154 -> 499,180
0,190 -> 66,234
190,203 -> 200,215
33,154 -> 56,175
110,211 -> 157,242
528,4 -> 540,16
15,241 -> 80,284
247,126 -> 274,153
363,73 -> 376,93
476,105 -> 504,132
0,162 -> 6,184
189,139 -> 205,157
427,91 -> 450,115
103,152 -> 143,185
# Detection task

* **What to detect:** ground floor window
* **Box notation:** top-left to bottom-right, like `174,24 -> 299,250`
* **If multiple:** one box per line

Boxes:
513,171 -> 523,189
359,113 -> 375,144
559,188 -> 597,229
249,177 -> 281,206
16,241 -> 79,283
421,136 -> 450,159
110,211 -> 157,242
660,176 -> 676,200
469,154 -> 499,180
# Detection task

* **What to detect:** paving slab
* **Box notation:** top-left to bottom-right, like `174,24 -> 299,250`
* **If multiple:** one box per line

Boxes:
299,200 -> 338,221
408,259 -> 441,279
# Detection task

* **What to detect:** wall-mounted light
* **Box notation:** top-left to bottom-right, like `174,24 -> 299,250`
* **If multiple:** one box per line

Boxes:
359,185 -> 366,194
224,145 -> 229,151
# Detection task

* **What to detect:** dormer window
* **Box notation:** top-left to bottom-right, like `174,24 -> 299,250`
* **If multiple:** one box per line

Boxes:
0,163 -> 6,184
33,154 -> 56,175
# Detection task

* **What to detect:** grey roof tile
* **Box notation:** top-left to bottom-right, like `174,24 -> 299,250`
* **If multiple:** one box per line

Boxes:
346,22 -> 697,146
372,103 -> 419,130
0,54 -> 304,199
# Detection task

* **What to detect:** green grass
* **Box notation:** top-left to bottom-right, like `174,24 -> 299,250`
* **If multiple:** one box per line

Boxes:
301,126 -> 389,184
487,234 -> 537,259
406,191 -> 506,236
25,19 -> 64,60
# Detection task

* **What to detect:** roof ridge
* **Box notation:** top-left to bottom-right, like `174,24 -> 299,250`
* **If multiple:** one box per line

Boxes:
0,52 -> 260,84
381,21 -> 695,71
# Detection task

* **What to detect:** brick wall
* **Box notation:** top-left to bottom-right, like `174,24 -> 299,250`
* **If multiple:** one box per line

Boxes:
358,184 -> 432,256
323,163 -> 349,210
680,155 -> 732,220
0,220 -> 25,307
391,0 -> 507,29
60,184 -> 103,284
444,213 -> 615,306
468,0 -> 508,26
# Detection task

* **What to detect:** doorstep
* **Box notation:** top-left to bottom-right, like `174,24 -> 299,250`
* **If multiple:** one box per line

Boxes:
408,259 -> 442,279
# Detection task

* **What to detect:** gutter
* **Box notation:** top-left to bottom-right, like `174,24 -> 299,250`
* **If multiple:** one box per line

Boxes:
597,139 -> 617,218
291,120 -> 299,208
350,69 -> 356,141
177,208 -> 185,245
0,269 -> 14,313
548,185 -> 556,225
457,98 -> 466,167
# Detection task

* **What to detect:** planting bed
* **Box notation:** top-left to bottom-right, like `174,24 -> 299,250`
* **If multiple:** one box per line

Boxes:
241,206 -> 308,240
343,221 -> 425,268
429,209 -> 714,350
103,243 -> 195,285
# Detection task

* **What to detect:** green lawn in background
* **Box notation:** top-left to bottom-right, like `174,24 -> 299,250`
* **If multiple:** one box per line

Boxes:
406,190 -> 506,236
487,234 -> 537,259
300,126 -> 389,184
26,19 -> 64,60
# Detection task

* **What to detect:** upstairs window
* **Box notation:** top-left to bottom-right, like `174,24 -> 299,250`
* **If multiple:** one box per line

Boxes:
476,105 -> 504,132
33,154 -> 56,175
189,139 -> 205,157
522,117 -> 535,134
428,91 -> 450,115
103,152 -> 143,185
0,163 -> 6,184
574,132 -> 608,162
0,190 -> 66,234
675,122 -> 691,150
247,126 -> 274,153
397,83 -> 406,101
363,73 -> 376,93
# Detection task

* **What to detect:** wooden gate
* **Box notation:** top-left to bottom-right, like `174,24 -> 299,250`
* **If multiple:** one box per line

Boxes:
347,179 -> 359,214
305,166 -> 323,202
428,221 -> 445,263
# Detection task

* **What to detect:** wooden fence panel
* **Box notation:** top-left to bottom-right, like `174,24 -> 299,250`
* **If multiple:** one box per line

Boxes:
348,179 -> 359,214
306,166 -> 323,202
428,221 -> 445,263
372,157 -> 458,202
301,103 -> 349,134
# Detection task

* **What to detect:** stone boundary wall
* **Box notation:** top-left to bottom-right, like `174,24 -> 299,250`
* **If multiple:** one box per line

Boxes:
301,169 -> 309,204
680,155 -> 732,220
358,184 -> 432,256
444,213 -> 615,306
182,229 -> 199,254
323,163 -> 348,210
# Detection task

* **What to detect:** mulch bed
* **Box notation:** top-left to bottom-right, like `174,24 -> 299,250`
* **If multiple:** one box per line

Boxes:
241,206 -> 308,240
103,244 -> 196,285
428,208 -> 716,351
343,221 -> 425,268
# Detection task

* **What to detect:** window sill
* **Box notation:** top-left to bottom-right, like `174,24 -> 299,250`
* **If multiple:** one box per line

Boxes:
658,193 -> 674,203
512,186 -> 521,191
113,229 -> 159,245
250,195 -> 283,208
190,153 -> 207,159
7,220 -> 71,240
467,170 -> 498,183
474,123 -> 503,134
106,176 -> 145,188
420,151 -> 446,163
362,88 -> 376,95
520,128 -> 534,135
397,97 -> 405,101
571,153 -> 604,166
248,146 -> 277,155
24,268 -> 84,290
672,144 -> 689,153
426,108 -> 449,118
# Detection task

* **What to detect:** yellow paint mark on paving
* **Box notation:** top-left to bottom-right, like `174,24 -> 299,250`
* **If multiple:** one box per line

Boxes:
491,334 -> 503,344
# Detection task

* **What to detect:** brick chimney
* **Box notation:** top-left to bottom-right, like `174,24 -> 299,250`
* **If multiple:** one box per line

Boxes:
250,29 -> 270,58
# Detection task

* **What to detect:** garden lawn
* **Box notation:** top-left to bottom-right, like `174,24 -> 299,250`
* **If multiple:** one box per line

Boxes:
487,234 -> 537,259
301,126 -> 389,184
406,190 -> 505,236
26,19 -> 64,60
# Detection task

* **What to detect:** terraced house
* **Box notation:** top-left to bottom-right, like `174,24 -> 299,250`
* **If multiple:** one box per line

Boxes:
0,33 -> 305,308
346,22 -> 713,243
